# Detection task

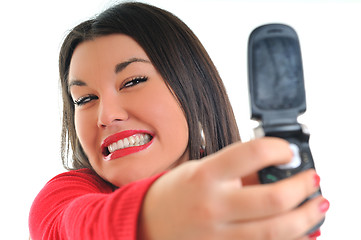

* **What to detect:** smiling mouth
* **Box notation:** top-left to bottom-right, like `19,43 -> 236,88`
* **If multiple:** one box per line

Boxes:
102,132 -> 153,158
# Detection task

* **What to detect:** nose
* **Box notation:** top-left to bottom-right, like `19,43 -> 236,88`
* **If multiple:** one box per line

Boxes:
97,95 -> 129,128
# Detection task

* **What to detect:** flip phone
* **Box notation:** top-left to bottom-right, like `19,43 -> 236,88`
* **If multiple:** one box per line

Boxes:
247,23 -> 324,233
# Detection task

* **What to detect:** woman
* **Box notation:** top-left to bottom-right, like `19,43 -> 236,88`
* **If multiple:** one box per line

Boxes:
29,2 -> 328,239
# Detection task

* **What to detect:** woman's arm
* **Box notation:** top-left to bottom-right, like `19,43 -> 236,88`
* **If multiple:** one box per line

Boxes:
30,138 -> 328,240
138,138 -> 328,240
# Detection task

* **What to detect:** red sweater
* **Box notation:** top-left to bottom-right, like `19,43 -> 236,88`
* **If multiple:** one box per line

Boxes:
29,168 -> 163,240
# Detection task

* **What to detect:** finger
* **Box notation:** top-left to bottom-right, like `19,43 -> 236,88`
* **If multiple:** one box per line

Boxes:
241,172 -> 260,186
222,169 -> 320,221
224,196 -> 329,240
298,234 -> 319,240
203,137 -> 293,181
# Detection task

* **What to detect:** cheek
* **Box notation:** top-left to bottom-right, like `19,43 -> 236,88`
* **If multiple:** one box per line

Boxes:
147,89 -> 188,147
131,82 -> 189,148
74,110 -> 97,154
158,100 -> 188,137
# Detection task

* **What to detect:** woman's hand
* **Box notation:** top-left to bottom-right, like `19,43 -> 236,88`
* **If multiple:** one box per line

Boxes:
138,137 -> 328,240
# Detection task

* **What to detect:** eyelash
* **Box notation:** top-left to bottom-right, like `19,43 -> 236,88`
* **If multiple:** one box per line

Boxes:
120,76 -> 148,90
73,94 -> 98,106
73,76 -> 148,107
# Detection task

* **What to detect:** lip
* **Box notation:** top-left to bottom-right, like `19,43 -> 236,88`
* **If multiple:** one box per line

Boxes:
101,129 -> 154,161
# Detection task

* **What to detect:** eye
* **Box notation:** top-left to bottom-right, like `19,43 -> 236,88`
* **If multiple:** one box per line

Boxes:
73,94 -> 98,106
120,76 -> 148,90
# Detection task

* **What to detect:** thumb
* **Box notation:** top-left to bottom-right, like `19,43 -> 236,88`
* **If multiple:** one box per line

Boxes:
202,137 -> 292,182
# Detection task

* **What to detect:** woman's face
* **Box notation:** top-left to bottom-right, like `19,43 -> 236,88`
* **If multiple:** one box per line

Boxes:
68,34 -> 189,186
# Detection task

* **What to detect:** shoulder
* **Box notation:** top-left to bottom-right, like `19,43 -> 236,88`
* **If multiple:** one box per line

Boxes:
30,168 -> 114,217
29,169 -> 166,239
45,168 -> 114,193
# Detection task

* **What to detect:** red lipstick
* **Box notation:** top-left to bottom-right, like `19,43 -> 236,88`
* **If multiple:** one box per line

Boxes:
101,130 -> 153,161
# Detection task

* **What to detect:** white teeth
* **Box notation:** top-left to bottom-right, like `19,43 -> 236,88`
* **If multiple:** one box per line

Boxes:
107,133 -> 152,153
118,140 -> 124,149
129,136 -> 135,145
123,138 -> 129,148
144,134 -> 150,142
109,143 -> 115,153
134,135 -> 140,146
139,134 -> 144,143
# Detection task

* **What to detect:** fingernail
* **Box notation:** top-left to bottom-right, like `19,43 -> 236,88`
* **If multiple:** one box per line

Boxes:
314,174 -> 320,187
308,229 -> 321,238
319,199 -> 330,213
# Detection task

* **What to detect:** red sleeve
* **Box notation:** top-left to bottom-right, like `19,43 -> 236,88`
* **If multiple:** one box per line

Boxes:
29,168 -> 164,240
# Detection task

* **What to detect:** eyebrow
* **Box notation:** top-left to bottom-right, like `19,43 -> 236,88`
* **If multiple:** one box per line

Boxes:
68,79 -> 86,93
68,57 -> 151,92
115,57 -> 150,73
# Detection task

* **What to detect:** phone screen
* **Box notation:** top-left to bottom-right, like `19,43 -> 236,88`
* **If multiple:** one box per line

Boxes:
252,37 -> 304,110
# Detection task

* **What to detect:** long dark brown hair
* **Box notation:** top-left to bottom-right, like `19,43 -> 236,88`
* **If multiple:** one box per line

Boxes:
59,2 -> 240,170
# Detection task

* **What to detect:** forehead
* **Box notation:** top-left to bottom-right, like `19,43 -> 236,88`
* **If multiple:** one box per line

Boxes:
69,34 -> 149,78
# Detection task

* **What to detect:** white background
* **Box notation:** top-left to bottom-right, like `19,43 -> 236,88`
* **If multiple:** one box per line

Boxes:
0,0 -> 360,239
